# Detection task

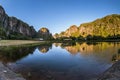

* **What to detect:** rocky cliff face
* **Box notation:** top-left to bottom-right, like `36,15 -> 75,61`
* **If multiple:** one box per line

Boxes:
64,25 -> 79,37
78,14 -> 120,38
55,14 -> 120,39
38,27 -> 52,40
0,5 -> 36,39
8,17 -> 36,37
54,25 -> 79,38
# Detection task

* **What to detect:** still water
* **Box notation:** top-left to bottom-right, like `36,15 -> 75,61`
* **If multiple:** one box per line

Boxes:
0,42 -> 120,80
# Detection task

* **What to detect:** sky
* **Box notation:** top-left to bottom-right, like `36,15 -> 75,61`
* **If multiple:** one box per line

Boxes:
0,0 -> 120,34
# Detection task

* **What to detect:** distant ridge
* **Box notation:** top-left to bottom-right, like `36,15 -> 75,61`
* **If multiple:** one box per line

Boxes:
54,14 -> 120,40
0,5 -> 52,40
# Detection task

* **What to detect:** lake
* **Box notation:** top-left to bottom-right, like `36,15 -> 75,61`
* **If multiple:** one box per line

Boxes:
0,42 -> 120,80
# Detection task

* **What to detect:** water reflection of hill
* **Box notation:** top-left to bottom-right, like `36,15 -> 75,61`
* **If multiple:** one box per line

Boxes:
38,43 -> 52,53
0,46 -> 36,63
0,43 -> 52,63
58,42 -> 120,62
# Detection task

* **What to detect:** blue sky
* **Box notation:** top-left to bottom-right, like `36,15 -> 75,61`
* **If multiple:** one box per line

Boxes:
0,0 -> 120,34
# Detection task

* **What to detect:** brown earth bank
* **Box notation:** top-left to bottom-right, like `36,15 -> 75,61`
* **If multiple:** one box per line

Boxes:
98,60 -> 120,80
0,62 -> 26,80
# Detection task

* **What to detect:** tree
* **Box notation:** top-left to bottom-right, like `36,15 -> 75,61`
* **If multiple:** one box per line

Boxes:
54,33 -> 59,38
0,27 -> 6,39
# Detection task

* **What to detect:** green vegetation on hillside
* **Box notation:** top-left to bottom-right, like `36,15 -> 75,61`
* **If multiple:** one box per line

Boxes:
0,5 -> 53,40
54,14 -> 120,41
0,27 -> 6,39
0,22 -> 6,39
37,27 -> 53,40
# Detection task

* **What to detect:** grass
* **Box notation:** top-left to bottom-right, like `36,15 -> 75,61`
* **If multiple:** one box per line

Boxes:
0,40 -> 52,63
0,40 -> 44,46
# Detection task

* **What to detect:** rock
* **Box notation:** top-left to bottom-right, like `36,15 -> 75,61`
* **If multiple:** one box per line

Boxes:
8,17 -> 36,37
65,25 -> 78,37
56,25 -> 79,38
55,14 -> 120,39
27,72 -> 31,77
98,60 -> 120,80
0,5 -> 36,39
0,62 -> 26,80
37,27 -> 53,40
0,5 -> 53,40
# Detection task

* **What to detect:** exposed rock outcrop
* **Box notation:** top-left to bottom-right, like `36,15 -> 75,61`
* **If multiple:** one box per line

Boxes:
0,5 -> 37,39
98,60 -> 120,80
0,62 -> 26,80
0,5 -> 53,40
8,17 -> 36,37
64,25 -> 79,37
55,14 -> 120,39
78,14 -> 120,38
37,27 -> 53,40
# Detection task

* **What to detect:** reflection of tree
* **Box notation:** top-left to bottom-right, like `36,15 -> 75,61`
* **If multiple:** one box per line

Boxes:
61,42 -> 76,47
61,42 -> 120,62
38,46 -> 49,53
38,44 -> 52,53
53,43 -> 62,47
0,46 -> 36,63
63,42 -> 93,55
118,49 -> 120,54
65,46 -> 78,54
112,49 -> 120,61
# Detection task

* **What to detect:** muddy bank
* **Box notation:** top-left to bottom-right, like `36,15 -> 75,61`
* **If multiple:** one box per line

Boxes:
98,60 -> 120,80
0,62 -> 26,80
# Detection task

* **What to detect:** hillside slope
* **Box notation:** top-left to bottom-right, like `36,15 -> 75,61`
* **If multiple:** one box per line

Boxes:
54,14 -> 120,40
0,5 -> 52,40
0,5 -> 37,39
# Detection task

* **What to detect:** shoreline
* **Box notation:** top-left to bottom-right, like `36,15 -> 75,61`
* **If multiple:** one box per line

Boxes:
98,60 -> 120,80
0,61 -> 119,80
0,40 -> 45,46
0,62 -> 26,80
0,40 -> 120,80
